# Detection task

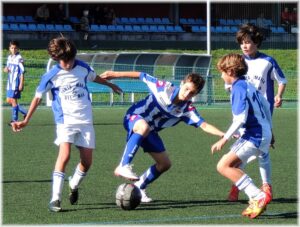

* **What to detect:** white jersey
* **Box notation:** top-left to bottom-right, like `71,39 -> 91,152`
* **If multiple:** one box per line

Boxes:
224,78 -> 272,151
35,59 -> 96,125
244,52 -> 287,112
6,53 -> 25,91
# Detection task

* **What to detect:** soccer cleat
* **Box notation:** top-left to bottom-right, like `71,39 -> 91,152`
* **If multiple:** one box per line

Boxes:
68,177 -> 79,205
242,192 -> 271,219
261,183 -> 272,203
140,189 -> 153,203
114,164 -> 139,181
48,200 -> 62,212
228,184 -> 239,202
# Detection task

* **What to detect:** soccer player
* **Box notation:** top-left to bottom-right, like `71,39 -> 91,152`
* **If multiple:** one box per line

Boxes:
4,40 -> 28,124
211,53 -> 272,219
227,23 -> 287,202
11,37 -> 122,212
100,70 -> 225,202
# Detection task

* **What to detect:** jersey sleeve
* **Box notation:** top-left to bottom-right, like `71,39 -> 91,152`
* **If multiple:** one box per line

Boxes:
87,66 -> 97,81
181,103 -> 205,128
35,66 -> 60,98
270,58 -> 287,85
18,55 -> 25,74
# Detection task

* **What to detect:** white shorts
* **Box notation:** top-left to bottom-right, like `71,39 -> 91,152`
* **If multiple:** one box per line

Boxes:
230,138 -> 267,164
54,124 -> 95,149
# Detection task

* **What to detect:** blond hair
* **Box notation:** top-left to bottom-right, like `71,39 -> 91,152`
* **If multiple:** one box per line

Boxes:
217,53 -> 248,78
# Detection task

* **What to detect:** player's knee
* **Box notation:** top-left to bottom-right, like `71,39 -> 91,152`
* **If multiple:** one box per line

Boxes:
157,159 -> 172,172
133,120 -> 150,136
216,161 -> 225,174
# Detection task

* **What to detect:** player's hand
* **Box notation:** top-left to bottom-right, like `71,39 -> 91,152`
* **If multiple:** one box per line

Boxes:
3,67 -> 9,73
211,138 -> 227,154
11,121 -> 27,132
100,71 -> 115,80
274,95 -> 282,108
270,133 -> 275,149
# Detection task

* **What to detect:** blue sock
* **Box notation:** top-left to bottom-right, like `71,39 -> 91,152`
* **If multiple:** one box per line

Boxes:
12,106 -> 19,121
137,165 -> 162,190
17,104 -> 27,116
120,133 -> 143,166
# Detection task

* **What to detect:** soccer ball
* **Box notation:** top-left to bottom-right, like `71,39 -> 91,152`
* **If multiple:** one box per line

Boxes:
116,183 -> 142,210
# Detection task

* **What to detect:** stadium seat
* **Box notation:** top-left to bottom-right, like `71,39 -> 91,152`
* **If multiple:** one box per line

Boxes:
191,26 -> 200,33
234,19 -> 242,26
129,17 -> 137,24
187,18 -> 196,24
132,25 -> 142,32
7,16 -> 16,23
28,23 -> 38,31
230,26 -> 238,33
9,23 -> 19,31
15,16 -> 25,23
107,25 -> 116,31
157,25 -> 166,32
166,25 -> 175,32
46,24 -> 56,31
63,24 -> 73,32
19,23 -> 28,31
219,19 -> 227,25
180,18 -> 188,24
120,17 -> 129,24
124,25 -> 133,32
24,16 -> 35,23
276,26 -> 286,33
215,26 -> 223,33
174,25 -> 184,32
161,18 -> 171,24
37,24 -> 46,31
195,18 -> 205,25
223,26 -> 231,33
54,24 -> 64,31
3,23 -> 10,31
145,17 -> 154,24
137,17 -> 145,24
2,16 -> 7,23
69,16 -> 80,24
149,25 -> 158,32
153,18 -> 162,24
98,25 -> 108,32
90,24 -> 99,32
199,26 -> 207,33
141,25 -> 149,32
115,17 -> 121,24
116,25 -> 124,32
226,19 -> 235,25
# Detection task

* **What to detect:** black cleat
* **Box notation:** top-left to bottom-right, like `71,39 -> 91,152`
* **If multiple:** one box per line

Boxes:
48,200 -> 62,212
69,186 -> 79,205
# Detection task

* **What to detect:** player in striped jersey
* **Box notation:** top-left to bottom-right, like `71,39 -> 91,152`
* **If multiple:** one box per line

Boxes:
211,53 -> 272,219
11,37 -> 122,212
4,40 -> 28,124
100,70 -> 225,202
227,23 -> 287,202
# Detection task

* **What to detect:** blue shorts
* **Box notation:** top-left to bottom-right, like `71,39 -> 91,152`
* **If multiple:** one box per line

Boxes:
7,90 -> 21,99
124,114 -> 166,153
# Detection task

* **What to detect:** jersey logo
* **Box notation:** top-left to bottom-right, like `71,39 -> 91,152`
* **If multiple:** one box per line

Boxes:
188,104 -> 196,111
156,80 -> 165,87
129,115 -> 138,121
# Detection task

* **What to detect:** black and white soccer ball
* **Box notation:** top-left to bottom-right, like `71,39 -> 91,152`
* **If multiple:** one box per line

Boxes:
116,183 -> 142,210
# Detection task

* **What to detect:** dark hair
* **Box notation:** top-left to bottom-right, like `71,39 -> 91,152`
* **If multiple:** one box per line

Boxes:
47,37 -> 77,61
183,73 -> 205,94
236,23 -> 264,48
217,53 -> 248,78
9,40 -> 20,48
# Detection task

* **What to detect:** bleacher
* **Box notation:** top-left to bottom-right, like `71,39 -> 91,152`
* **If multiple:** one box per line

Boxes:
3,15 -> 292,34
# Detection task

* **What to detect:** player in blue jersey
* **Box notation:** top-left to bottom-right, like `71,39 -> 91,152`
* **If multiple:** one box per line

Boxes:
100,70 -> 225,202
227,23 -> 287,202
11,37 -> 122,212
211,53 -> 272,219
4,40 -> 28,124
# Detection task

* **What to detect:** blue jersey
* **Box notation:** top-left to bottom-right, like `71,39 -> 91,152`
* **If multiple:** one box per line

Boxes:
125,72 -> 205,132
35,59 -> 96,125
6,52 -> 24,91
244,52 -> 287,112
224,78 -> 272,150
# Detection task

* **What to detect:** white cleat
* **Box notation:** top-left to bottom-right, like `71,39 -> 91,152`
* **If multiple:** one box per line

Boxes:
114,164 -> 139,181
140,189 -> 153,203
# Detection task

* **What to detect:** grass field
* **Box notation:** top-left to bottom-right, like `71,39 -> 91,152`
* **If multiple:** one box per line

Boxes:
2,106 -> 297,225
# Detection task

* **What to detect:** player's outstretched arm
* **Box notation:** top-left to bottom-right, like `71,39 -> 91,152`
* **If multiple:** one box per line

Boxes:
100,71 -> 140,80
274,83 -> 286,108
11,97 -> 42,132
199,122 -> 224,137
94,76 -> 123,95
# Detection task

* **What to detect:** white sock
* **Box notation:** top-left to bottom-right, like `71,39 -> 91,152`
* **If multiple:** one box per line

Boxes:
69,165 -> 87,190
51,171 -> 65,202
235,174 -> 261,199
259,152 -> 271,185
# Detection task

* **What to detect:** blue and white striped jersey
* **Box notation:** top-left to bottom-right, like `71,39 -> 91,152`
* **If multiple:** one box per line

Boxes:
224,78 -> 272,150
125,72 -> 205,132
6,52 -> 25,91
244,52 -> 287,111
35,59 -> 96,125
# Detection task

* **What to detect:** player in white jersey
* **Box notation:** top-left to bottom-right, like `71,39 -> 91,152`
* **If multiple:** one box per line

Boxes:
4,40 -> 28,124
211,54 -> 272,219
11,37 -> 122,212
100,70 -> 225,202
226,23 -> 287,202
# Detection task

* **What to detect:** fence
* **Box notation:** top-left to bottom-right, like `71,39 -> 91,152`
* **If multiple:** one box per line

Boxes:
1,56 -> 298,106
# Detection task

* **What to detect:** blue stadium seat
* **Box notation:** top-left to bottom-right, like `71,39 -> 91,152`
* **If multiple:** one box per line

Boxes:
174,25 -> 184,32
133,25 -> 141,32
180,18 -> 188,24
19,23 -> 28,31
162,18 -> 171,24
210,26 -> 216,33
9,23 -> 19,31
63,24 -> 73,32
157,25 -> 166,32
223,26 -> 231,33
124,25 -> 133,32
226,19 -> 235,25
55,24 -> 64,31
46,24 -> 55,31
145,17 -> 154,24
37,24 -> 46,31
141,25 -> 150,32
2,16 -> 7,23
166,25 -> 175,32
28,24 -> 37,31
120,17 -> 129,24
187,18 -> 196,24
129,17 -> 137,24
219,19 -> 227,25
195,18 -> 205,25
24,16 -> 35,23
7,16 -> 16,23
137,17 -> 145,24
149,25 -> 158,32
15,16 -> 25,23
249,19 -> 256,24
107,25 -> 116,31
234,19 -> 242,26
99,25 -> 108,32
116,25 -> 124,32
199,26 -> 207,33
153,18 -> 162,24
3,23 -> 10,31
90,24 -> 99,32
191,26 -> 200,33
215,26 -> 223,33
69,16 -> 80,23
230,26 -> 238,33
115,17 -> 121,24
276,26 -> 286,33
